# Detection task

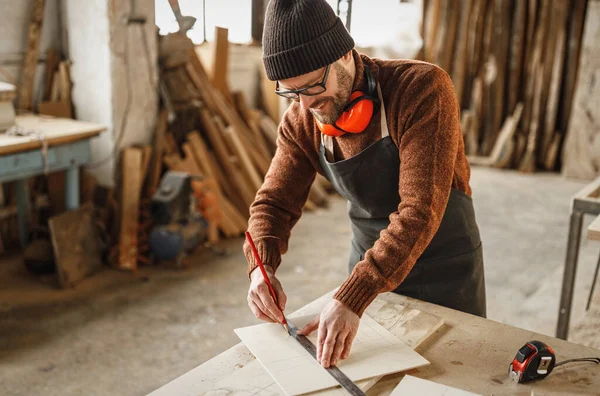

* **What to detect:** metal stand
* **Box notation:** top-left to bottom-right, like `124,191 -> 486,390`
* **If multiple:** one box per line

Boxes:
556,177 -> 600,340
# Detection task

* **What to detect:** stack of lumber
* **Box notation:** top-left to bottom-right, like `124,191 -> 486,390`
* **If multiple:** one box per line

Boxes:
421,0 -> 589,172
158,31 -> 332,228
104,29 -> 334,271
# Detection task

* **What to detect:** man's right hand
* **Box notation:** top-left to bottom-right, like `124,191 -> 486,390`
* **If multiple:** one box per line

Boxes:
247,266 -> 287,323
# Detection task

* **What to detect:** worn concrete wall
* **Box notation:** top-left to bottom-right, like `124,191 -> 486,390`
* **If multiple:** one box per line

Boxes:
0,0 -> 62,106
62,0 -> 158,187
62,0 -> 114,186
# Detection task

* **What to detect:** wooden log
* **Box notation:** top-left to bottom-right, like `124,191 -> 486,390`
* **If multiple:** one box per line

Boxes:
464,0 -> 486,109
471,76 -> 483,154
119,148 -> 143,270
544,131 -> 562,171
519,62 -> 544,173
535,0 -> 562,167
520,0 -> 546,163
18,0 -> 45,111
542,0 -> 569,166
479,0 -> 496,155
468,102 -> 524,168
451,0 -> 474,107
492,0 -> 512,147
507,0 -> 527,115
424,0 -> 441,63
558,0 -> 587,134
461,110 -> 476,155
442,0 -> 460,75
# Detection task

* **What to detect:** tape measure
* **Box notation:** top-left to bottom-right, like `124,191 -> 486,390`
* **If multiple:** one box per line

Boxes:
508,340 -> 600,384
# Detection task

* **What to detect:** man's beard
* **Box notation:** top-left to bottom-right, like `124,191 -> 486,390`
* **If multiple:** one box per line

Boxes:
309,63 -> 353,125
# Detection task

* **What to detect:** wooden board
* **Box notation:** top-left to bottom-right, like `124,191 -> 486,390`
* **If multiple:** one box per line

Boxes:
0,115 -> 105,155
38,101 -> 72,118
48,203 -> 103,288
18,0 -> 45,111
561,0 -> 600,180
147,110 -> 168,197
212,27 -> 230,99
391,375 -> 481,396
587,215 -> 600,241
234,314 -> 429,395
119,148 -> 143,270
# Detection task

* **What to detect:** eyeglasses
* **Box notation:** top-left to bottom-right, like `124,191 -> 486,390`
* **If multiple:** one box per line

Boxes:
274,64 -> 330,101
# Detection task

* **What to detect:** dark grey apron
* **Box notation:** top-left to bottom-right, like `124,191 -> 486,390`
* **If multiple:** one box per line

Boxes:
318,86 -> 486,317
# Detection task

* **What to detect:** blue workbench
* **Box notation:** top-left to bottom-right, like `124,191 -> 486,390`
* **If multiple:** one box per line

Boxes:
0,114 -> 106,247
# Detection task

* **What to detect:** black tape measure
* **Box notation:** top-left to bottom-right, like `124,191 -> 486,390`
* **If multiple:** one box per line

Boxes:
508,340 -> 600,384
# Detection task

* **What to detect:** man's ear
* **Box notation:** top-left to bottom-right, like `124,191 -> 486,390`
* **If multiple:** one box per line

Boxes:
341,50 -> 353,64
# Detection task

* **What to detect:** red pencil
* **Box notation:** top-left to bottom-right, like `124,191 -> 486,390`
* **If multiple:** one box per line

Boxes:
245,232 -> 288,327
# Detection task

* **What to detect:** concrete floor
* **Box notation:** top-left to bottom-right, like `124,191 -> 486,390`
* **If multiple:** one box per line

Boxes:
1,167 -> 599,396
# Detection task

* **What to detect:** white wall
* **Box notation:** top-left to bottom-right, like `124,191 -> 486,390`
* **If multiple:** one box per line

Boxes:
62,0 -> 114,186
0,0 -> 61,107
62,0 -> 158,187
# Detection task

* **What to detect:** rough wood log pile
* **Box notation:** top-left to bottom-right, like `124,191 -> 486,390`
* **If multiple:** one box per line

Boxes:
421,0 -> 589,172
151,32 -> 333,241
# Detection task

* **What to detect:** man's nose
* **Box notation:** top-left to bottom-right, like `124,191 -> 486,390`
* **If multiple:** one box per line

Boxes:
299,95 -> 317,110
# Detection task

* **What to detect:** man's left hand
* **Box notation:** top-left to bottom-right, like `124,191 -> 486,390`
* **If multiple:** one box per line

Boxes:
298,299 -> 359,368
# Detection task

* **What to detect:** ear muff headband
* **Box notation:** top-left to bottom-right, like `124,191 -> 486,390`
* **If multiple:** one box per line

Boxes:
316,66 -> 378,137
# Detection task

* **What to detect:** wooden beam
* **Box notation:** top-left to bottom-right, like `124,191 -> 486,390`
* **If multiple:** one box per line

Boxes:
119,148 -> 143,271
212,27 -> 231,100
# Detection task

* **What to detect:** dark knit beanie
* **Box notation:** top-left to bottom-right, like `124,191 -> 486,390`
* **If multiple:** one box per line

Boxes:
262,0 -> 355,81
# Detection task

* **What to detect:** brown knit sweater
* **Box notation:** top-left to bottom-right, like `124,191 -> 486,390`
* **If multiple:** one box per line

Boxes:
244,50 -> 472,317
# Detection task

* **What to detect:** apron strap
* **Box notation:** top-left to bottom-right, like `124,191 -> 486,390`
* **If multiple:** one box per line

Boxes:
376,84 -> 389,138
321,83 -> 389,160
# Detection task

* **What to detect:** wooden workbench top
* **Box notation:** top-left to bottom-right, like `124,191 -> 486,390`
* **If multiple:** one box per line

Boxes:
0,114 -> 106,155
149,291 -> 600,396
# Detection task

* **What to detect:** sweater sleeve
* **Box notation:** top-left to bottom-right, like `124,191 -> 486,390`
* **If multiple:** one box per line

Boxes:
243,113 -> 317,277
334,67 -> 462,315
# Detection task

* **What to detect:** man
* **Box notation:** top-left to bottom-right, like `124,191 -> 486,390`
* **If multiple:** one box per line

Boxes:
244,0 -> 486,369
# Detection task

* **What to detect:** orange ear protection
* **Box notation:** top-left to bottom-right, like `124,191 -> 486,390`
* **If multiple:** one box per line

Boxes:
316,66 -> 379,137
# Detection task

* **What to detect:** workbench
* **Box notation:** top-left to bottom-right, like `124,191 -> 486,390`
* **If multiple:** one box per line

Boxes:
0,114 -> 106,247
149,290 -> 600,395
